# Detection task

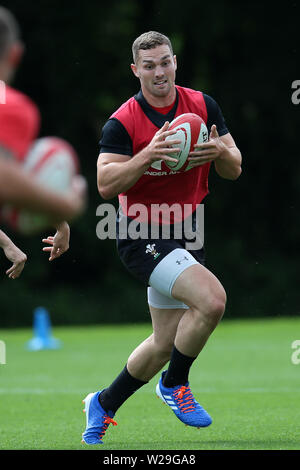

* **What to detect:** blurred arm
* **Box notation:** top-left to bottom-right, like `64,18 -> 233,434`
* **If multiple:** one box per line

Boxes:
0,156 -> 85,222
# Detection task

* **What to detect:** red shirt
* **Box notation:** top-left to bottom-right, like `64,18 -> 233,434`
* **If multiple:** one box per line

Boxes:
0,85 -> 40,162
100,85 -> 229,223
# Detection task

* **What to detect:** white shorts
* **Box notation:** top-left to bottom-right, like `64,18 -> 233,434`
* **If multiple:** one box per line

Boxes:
147,286 -> 189,310
147,248 -> 199,309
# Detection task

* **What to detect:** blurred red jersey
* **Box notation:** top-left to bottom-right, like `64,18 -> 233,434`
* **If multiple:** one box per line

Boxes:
0,85 -> 40,162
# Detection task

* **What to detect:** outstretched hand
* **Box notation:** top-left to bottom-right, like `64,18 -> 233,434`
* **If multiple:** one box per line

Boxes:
4,243 -> 27,279
42,221 -> 70,261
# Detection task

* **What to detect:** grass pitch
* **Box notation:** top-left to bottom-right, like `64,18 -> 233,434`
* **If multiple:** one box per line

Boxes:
0,317 -> 299,450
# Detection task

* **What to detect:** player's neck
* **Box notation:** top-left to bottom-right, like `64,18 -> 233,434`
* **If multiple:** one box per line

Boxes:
142,86 -> 176,108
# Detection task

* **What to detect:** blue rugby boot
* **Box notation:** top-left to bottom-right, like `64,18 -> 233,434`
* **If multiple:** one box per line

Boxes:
156,371 -> 212,428
81,391 -> 117,444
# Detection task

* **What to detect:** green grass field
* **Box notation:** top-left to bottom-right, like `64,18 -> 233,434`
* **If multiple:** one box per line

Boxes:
0,317 -> 299,450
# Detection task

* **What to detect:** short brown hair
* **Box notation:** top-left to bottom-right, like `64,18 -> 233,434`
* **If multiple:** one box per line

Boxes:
0,7 -> 20,59
132,31 -> 173,64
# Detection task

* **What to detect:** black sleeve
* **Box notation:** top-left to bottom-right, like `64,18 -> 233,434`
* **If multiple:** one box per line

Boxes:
99,118 -> 133,156
203,94 -> 229,136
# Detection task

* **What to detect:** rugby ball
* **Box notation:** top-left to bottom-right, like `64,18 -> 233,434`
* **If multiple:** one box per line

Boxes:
164,113 -> 208,172
1,137 -> 79,235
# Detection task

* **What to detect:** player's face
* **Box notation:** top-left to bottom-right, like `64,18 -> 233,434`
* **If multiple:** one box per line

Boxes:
131,45 -> 177,104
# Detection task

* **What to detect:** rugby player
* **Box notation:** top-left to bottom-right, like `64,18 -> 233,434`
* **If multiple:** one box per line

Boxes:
82,31 -> 242,444
0,7 -> 85,276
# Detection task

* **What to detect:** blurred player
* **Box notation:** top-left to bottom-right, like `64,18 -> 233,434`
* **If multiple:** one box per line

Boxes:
0,7 -> 86,277
82,31 -> 242,444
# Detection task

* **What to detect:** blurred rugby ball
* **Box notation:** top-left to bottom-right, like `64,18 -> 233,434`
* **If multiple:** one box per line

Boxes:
1,137 -> 79,235
164,113 -> 208,172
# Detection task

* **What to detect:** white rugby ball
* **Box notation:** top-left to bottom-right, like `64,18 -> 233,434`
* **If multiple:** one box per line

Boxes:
1,137 -> 79,235
164,113 -> 208,172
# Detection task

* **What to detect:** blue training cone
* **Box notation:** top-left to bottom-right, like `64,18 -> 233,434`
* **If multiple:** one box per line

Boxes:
27,307 -> 62,351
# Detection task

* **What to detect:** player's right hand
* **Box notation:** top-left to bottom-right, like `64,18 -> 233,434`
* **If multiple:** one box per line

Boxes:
146,121 -> 181,164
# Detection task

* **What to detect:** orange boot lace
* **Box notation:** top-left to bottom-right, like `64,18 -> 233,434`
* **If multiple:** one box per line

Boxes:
99,415 -> 118,440
173,386 -> 196,413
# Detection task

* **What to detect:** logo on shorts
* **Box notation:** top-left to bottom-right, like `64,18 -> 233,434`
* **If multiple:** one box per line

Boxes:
176,256 -> 189,265
145,243 -> 161,260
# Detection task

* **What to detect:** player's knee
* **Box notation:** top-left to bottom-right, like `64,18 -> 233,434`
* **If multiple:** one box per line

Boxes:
208,287 -> 226,323
194,285 -> 226,327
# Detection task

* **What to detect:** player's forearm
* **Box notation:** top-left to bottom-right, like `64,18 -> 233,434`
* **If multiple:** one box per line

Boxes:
0,160 -> 80,221
0,229 -> 19,256
214,146 -> 242,180
0,229 -> 12,249
98,149 -> 151,199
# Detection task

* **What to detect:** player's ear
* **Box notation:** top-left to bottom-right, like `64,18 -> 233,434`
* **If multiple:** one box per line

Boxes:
173,55 -> 177,71
7,40 -> 24,68
130,63 -> 139,78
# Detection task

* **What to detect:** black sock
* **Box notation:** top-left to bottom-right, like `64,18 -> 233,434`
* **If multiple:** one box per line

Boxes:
163,346 -> 197,388
98,365 -> 147,414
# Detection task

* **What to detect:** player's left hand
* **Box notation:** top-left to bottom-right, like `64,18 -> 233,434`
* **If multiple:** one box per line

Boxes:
188,124 -> 226,167
42,221 -> 70,261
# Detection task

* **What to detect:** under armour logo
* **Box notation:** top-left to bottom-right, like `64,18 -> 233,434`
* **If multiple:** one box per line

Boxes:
176,256 -> 189,265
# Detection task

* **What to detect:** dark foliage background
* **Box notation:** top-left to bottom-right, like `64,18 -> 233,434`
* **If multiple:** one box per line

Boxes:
0,0 -> 299,326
